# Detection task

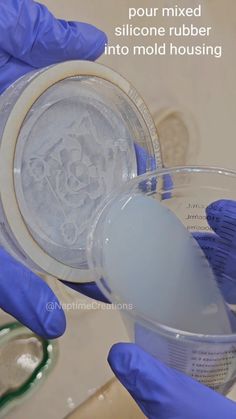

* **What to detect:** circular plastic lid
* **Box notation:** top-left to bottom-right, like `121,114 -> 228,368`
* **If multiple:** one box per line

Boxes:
0,61 -> 161,282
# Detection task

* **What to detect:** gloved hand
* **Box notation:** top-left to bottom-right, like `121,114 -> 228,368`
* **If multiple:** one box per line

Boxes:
0,247 -> 66,338
0,0 -> 107,93
0,0 -> 108,336
196,199 -> 236,304
108,343 -> 236,419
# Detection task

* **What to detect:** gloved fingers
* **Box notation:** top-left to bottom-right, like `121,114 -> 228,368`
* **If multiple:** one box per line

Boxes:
211,239 -> 236,304
206,200 -> 236,246
0,57 -> 34,94
135,141 -> 172,198
0,0 -> 107,67
62,280 -> 110,303
194,232 -> 236,304
0,247 -> 66,338
161,173 -> 173,199
0,49 -> 10,68
206,200 -> 236,302
108,343 -> 236,419
134,143 -> 156,175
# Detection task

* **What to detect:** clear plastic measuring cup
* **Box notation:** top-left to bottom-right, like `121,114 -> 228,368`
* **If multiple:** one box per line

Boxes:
87,166 -> 236,394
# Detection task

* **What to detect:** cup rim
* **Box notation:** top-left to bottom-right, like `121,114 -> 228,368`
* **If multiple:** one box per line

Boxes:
129,165 -> 236,184
91,165 -> 236,342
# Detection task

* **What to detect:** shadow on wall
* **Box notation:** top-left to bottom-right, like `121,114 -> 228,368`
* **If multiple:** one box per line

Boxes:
154,108 -> 199,167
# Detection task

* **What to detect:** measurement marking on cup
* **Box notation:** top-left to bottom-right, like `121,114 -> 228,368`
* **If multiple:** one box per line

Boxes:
214,266 -> 224,273
221,237 -> 232,244
169,359 -> 188,368
216,248 -> 229,257
169,354 -> 188,361
215,255 -> 226,260
224,208 -> 236,215
168,349 -> 187,355
212,214 -> 236,293
221,226 -> 235,233
170,362 -> 187,369
169,353 -> 187,361
224,221 -> 235,234
222,216 -> 236,225
221,231 -> 234,238
168,347 -> 187,354
214,265 -> 225,273
169,353 -> 188,359
213,260 -> 225,266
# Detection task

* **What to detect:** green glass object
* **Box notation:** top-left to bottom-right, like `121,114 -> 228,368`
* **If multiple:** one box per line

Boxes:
0,322 -> 57,415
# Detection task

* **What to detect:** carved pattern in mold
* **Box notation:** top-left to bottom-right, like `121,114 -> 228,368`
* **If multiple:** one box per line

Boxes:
60,222 -> 78,246
26,111 -> 131,248
28,157 -> 47,182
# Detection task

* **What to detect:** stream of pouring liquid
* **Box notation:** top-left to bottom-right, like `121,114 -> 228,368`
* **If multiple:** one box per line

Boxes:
101,194 -> 232,334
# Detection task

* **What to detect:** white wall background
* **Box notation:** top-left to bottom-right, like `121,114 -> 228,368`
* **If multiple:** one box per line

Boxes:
42,0 -> 236,168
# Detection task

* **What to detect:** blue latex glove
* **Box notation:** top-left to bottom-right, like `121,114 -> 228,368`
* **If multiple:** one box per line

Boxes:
195,199 -> 236,304
108,343 -> 236,419
0,0 -> 107,93
0,0 -> 107,335
0,247 -> 66,338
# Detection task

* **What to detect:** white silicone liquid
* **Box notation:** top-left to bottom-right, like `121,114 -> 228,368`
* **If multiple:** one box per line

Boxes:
101,194 -> 232,334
